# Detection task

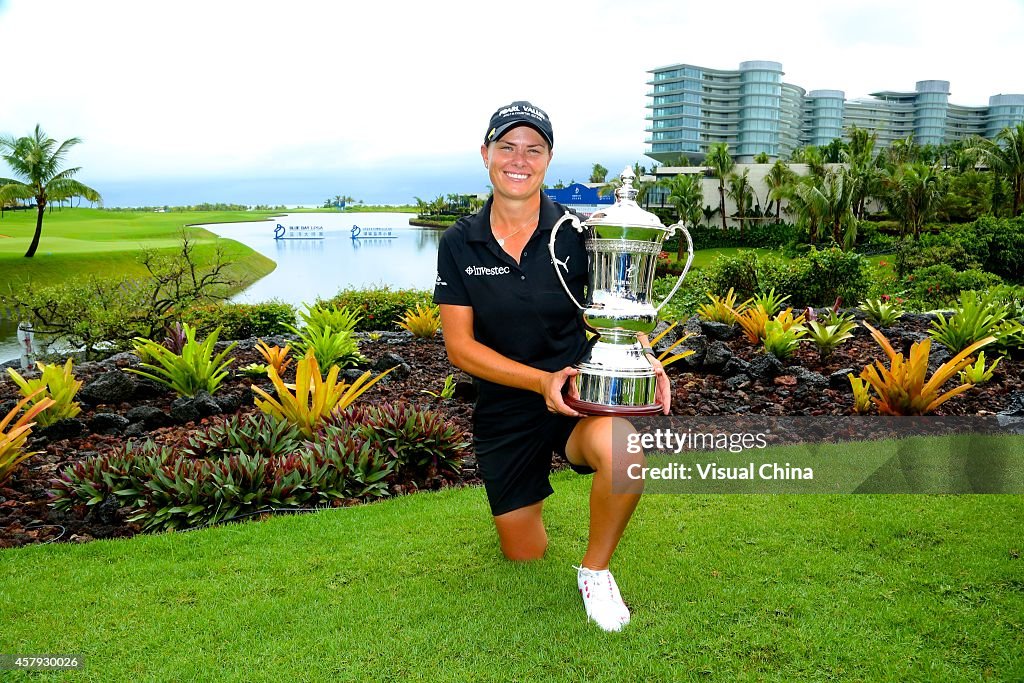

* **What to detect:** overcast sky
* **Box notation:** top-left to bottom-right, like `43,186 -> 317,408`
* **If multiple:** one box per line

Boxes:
2,0 -> 1023,205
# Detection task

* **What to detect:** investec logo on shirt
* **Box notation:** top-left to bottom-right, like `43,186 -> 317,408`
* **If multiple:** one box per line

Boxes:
465,265 -> 511,276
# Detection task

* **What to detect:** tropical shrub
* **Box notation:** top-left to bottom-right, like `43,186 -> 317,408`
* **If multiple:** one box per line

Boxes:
6,359 -> 82,427
788,247 -> 870,308
297,303 -> 361,335
929,291 -> 1009,354
856,323 -> 994,416
397,303 -> 442,338
902,264 -> 1003,308
252,352 -> 393,438
1,392 -> 56,485
972,215 -> 1024,282
324,286 -> 432,332
186,301 -> 296,339
654,270 -> 714,321
129,324 -> 236,397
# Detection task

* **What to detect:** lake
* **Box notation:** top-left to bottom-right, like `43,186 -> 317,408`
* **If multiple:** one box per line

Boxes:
0,212 -> 446,362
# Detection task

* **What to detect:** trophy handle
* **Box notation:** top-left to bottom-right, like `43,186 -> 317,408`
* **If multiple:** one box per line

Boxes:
654,223 -> 694,312
548,210 -> 586,311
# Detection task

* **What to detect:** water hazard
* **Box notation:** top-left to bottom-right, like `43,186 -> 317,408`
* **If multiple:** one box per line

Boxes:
0,212 -> 446,362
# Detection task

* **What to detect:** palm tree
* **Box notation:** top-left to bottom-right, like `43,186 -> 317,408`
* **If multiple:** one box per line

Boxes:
753,152 -> 770,165
882,162 -> 945,238
0,125 -> 102,257
820,167 -> 858,249
664,173 -> 703,260
764,159 -> 796,223
726,169 -> 754,235
703,142 -> 734,230
589,163 -> 609,183
970,123 -> 1024,216
784,177 -> 828,245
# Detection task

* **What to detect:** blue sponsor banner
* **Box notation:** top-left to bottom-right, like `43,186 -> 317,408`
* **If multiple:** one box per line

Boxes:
543,183 -> 612,206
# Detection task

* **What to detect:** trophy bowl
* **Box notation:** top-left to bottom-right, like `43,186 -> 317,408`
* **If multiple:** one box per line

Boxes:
549,167 -> 694,415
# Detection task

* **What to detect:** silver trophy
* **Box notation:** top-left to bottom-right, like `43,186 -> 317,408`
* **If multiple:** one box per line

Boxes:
549,167 -> 694,415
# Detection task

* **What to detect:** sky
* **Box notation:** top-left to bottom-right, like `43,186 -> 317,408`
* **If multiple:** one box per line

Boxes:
2,0 -> 1023,206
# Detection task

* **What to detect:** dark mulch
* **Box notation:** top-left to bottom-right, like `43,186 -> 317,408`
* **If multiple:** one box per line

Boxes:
1,316 -> 1021,549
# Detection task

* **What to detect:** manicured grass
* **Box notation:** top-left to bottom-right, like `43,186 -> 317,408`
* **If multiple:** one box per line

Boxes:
0,208 -> 277,296
665,247 -> 787,271
1,436 -> 1021,682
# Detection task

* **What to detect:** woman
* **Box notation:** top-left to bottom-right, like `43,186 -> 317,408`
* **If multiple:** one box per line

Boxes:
433,101 -> 670,632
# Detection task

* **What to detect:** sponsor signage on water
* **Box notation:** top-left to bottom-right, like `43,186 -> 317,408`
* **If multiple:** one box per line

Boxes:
274,223 -> 324,240
350,225 -> 396,239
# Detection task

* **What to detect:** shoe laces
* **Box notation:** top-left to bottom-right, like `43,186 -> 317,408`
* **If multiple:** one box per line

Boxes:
575,565 -> 622,604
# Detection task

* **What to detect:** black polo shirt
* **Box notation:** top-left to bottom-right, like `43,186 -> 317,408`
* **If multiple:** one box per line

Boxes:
433,193 -> 590,401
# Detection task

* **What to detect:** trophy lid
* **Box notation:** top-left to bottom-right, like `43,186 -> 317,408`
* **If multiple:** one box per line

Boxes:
585,167 -> 667,230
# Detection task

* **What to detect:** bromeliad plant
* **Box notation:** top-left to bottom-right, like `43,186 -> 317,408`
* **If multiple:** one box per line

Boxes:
958,351 -> 1001,386
421,373 -> 457,400
129,324 -> 236,397
847,374 -> 873,415
255,339 -> 292,376
696,288 -> 746,324
252,352 -> 393,438
805,319 -> 857,360
929,290 -> 1009,354
397,303 -> 442,338
289,304 -> 364,369
334,402 -> 470,475
648,322 -> 695,368
1,391 -> 56,485
730,303 -> 771,343
751,288 -> 790,317
761,320 -> 806,360
7,358 -> 83,426
858,298 -> 904,327
856,323 -> 995,416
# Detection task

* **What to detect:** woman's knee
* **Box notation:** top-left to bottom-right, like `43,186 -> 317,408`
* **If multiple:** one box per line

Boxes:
568,417 -> 645,474
493,502 -> 547,561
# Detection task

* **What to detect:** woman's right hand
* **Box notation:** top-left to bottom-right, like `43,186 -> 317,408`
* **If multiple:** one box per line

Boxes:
541,367 -> 582,417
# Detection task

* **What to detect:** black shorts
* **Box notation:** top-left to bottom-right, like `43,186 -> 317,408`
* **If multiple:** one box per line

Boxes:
473,390 -> 595,517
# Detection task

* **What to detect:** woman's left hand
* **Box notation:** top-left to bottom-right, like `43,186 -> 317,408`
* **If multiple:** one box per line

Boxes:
649,355 -> 671,415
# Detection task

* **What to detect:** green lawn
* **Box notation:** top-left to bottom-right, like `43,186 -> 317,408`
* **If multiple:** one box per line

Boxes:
2,436 -> 1021,682
0,208 -> 277,295
666,247 -> 786,271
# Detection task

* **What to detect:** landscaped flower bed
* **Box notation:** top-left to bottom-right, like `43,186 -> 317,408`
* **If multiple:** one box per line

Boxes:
1,310 -> 1022,549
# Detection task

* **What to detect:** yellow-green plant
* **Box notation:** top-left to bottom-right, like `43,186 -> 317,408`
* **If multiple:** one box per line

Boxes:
397,303 -> 442,338
857,323 -> 995,416
1,391 -> 56,485
847,374 -> 873,414
958,351 -> 1001,386
773,307 -> 806,332
729,303 -> 770,343
421,373 -> 457,400
6,358 -> 83,427
762,320 -> 806,360
696,288 -> 747,324
252,352 -> 394,437
751,288 -> 790,317
648,322 -> 695,368
256,339 -> 292,376
129,324 -> 236,397
806,319 -> 857,359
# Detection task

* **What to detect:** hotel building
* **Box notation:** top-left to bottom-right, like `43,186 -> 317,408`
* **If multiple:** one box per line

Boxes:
646,60 -> 1024,163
